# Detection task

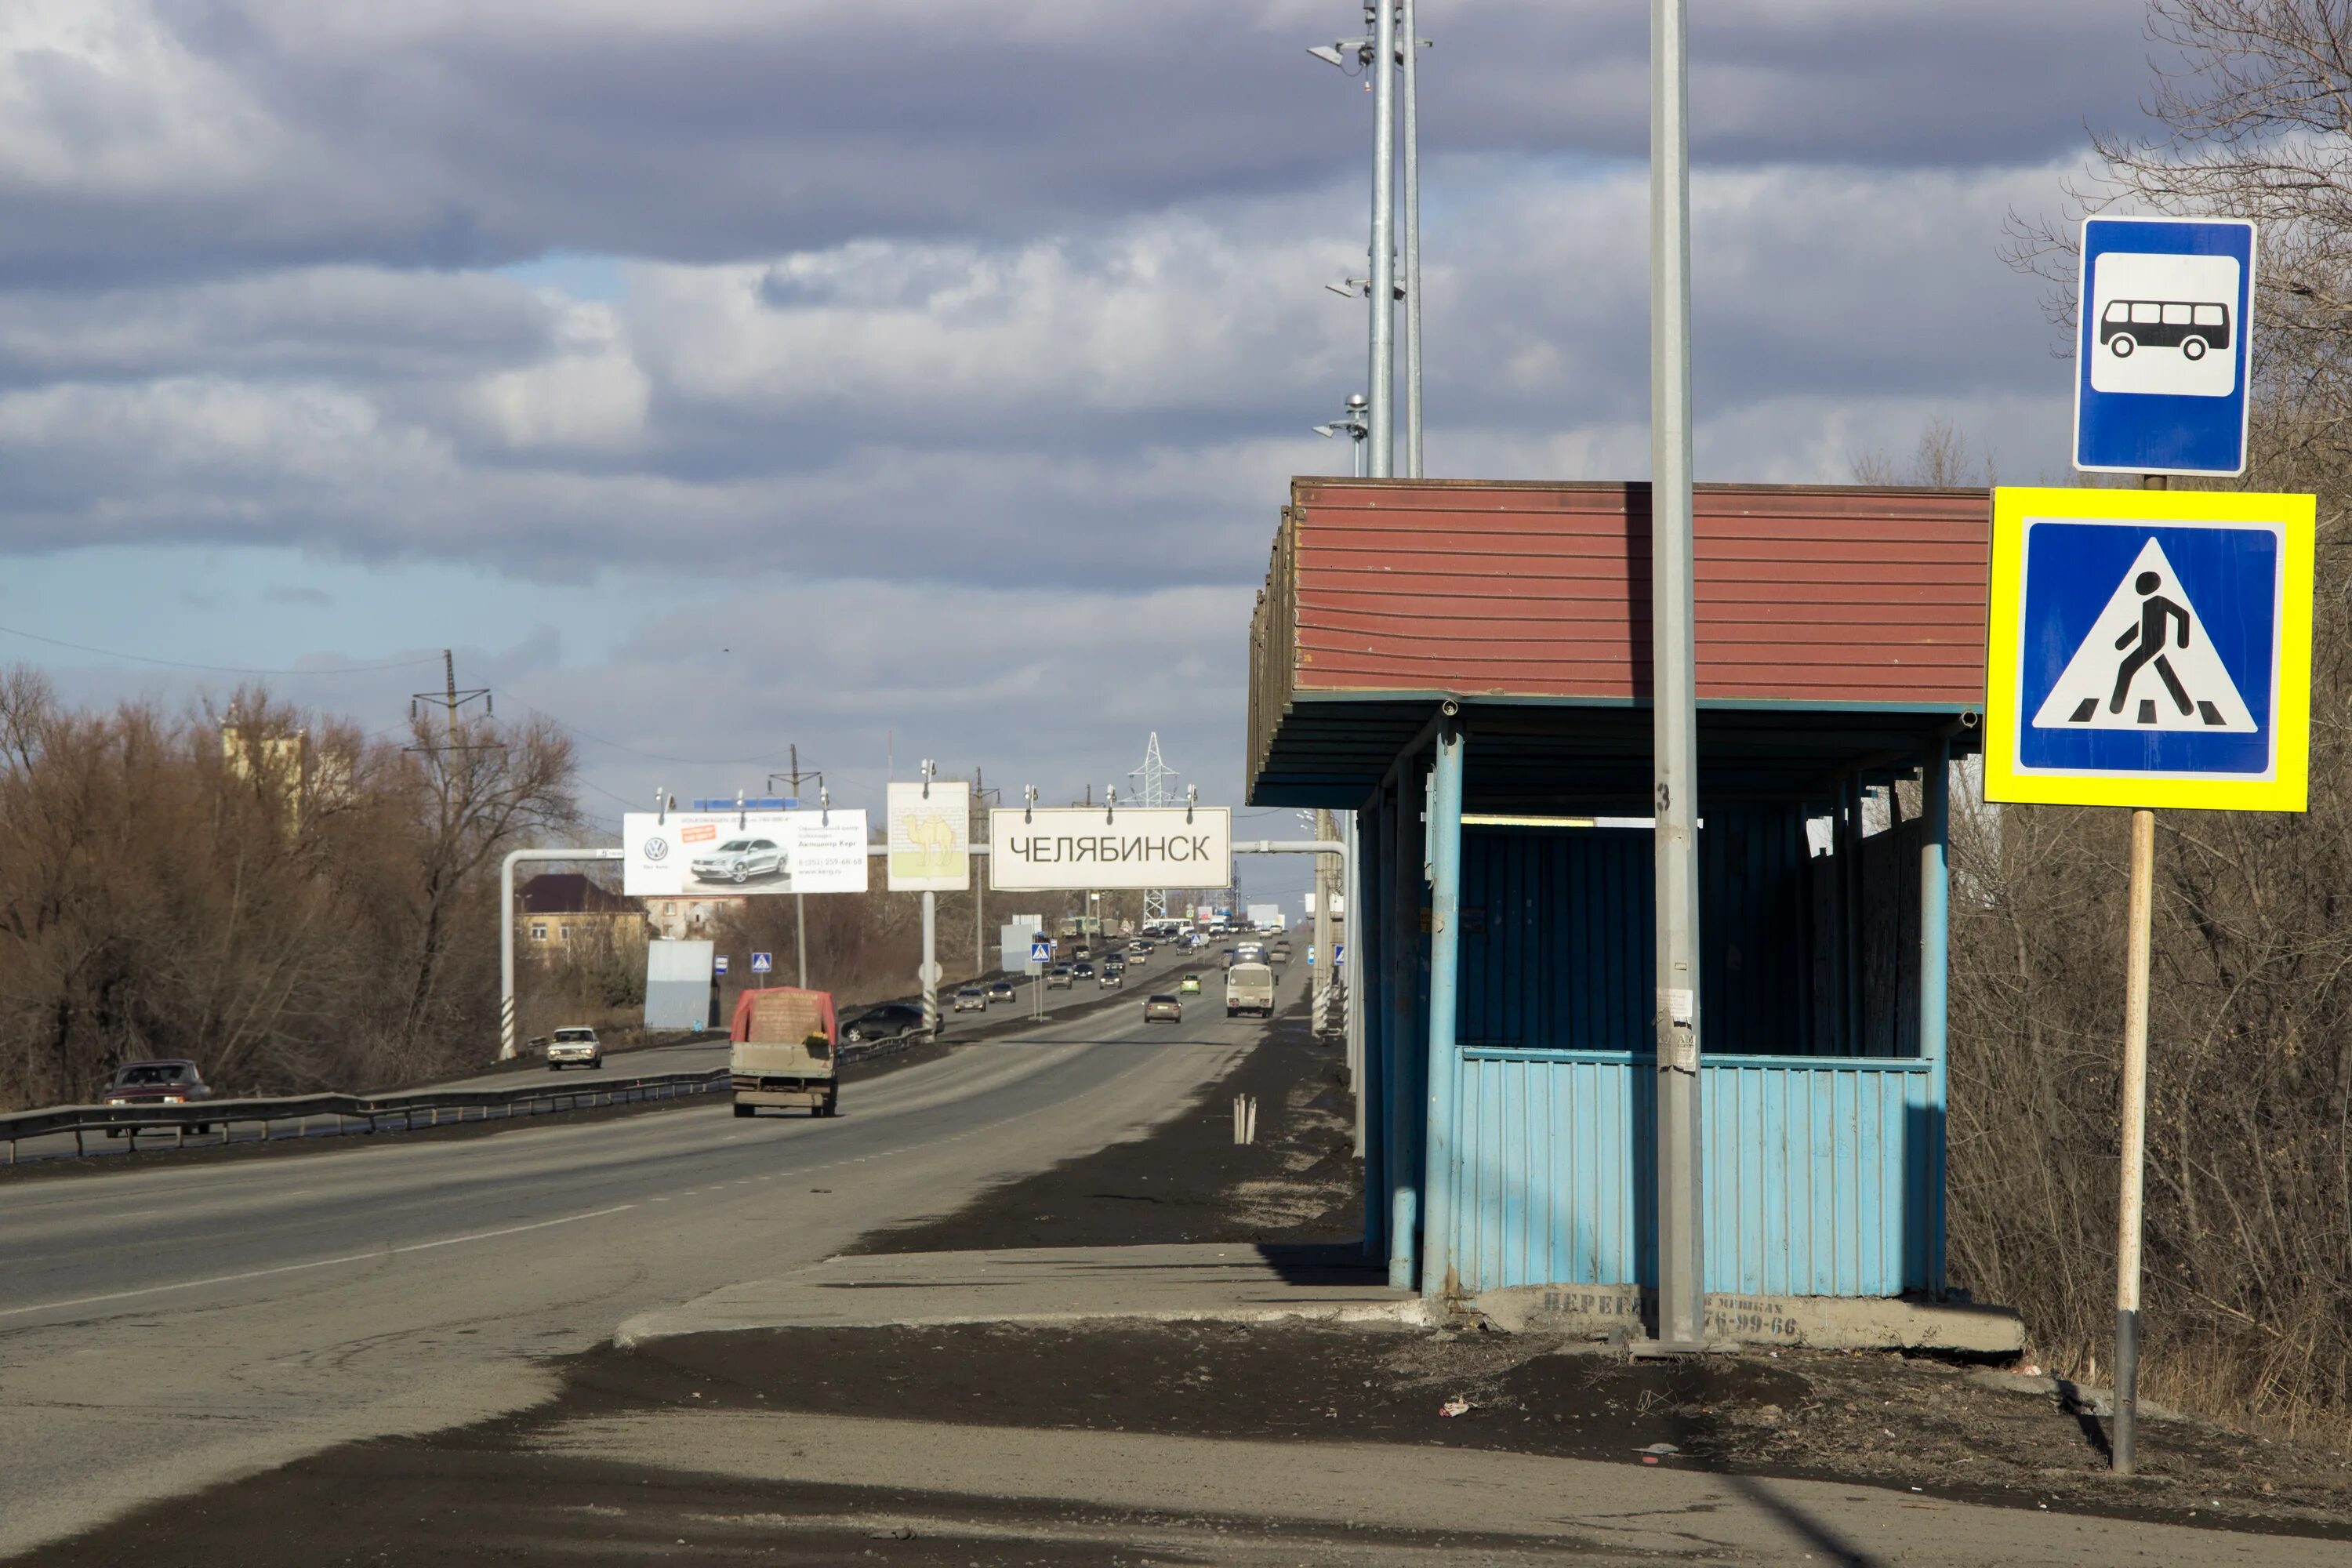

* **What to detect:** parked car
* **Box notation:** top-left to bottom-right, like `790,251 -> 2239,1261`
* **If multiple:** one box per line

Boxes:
1178,973 -> 1202,995
952,986 -> 988,1013
986,981 -> 1017,1004
841,1003 -> 928,1044
689,836 -> 787,884
1045,966 -> 1074,989
102,1059 -> 214,1135
544,1026 -> 602,1070
1142,994 -> 1182,1022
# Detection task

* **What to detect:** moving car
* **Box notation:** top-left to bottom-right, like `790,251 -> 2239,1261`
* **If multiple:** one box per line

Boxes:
986,981 -> 1017,1004
841,1003 -> 928,1045
545,1026 -> 602,1070
1073,962 -> 1095,981
1143,993 -> 1182,1022
102,1059 -> 214,1136
1226,961 -> 1276,1018
1045,965 -> 1074,989
1269,944 -> 1292,967
1178,973 -> 1202,995
690,836 -> 787,884
952,986 -> 987,1013
1098,965 -> 1123,987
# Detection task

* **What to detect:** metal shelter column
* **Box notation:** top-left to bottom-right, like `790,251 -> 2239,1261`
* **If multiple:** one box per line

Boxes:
1386,762 -> 1425,1290
1920,739 -> 1951,1294
1358,798 -> 1388,1257
1417,717 -> 1465,1298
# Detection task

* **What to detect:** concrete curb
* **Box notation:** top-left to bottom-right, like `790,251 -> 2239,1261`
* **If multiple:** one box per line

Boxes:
1470,1282 -> 2026,1354
616,1243 -> 1428,1348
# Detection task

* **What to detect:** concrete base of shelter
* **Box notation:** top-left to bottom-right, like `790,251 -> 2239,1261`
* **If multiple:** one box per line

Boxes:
617,1243 -> 1428,1346
1471,1282 -> 2025,1355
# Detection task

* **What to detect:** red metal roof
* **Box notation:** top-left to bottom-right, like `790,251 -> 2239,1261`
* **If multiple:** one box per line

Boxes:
1283,479 -> 1987,704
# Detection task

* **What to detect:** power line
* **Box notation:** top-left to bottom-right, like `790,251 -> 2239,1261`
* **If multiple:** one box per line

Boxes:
0,620 -> 441,677
503,695 -> 801,768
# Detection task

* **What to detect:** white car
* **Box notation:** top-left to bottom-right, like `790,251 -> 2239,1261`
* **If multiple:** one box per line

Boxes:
546,1026 -> 602,1070
691,837 -> 787,884
953,986 -> 988,1012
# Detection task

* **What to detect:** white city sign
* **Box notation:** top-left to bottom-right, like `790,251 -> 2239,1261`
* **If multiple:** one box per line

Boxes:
987,807 -> 1232,891
622,810 -> 871,898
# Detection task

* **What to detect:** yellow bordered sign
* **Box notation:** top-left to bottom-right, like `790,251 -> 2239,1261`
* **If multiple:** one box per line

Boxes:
1985,486 -> 2313,811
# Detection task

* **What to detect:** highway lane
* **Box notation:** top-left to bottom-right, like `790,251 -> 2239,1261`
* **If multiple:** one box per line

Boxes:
0,963 -> 1306,1560
0,931 -> 1241,1161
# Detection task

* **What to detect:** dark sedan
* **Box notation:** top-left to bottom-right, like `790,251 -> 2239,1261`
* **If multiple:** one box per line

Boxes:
102,1059 -> 214,1135
840,1004 -> 930,1045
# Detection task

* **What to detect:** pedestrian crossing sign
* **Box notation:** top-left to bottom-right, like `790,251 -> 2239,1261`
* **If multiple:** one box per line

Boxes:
1986,487 -> 2314,811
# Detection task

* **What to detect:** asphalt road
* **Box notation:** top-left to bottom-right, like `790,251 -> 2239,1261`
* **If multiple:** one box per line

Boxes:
0,962 -> 1302,1560
0,934 -> 1253,1163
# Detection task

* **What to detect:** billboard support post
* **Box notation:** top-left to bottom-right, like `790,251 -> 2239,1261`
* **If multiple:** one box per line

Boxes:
921,890 -> 938,1039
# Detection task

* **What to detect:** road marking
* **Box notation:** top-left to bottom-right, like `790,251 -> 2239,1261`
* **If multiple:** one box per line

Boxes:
0,1203 -> 636,1320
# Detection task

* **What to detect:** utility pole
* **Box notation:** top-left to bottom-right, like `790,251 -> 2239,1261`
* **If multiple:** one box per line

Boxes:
1399,0 -> 1424,478
1367,0 -> 1397,478
1647,0 -> 1705,1354
408,648 -> 492,750
767,745 -> 825,989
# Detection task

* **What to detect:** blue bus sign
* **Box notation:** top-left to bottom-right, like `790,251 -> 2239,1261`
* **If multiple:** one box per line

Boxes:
713,955 -> 729,975
2074,216 -> 2256,477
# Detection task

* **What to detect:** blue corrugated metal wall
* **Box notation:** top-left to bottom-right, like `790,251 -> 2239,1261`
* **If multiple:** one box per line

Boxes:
1450,1049 -> 1936,1295
1457,814 -> 1817,1056
1412,811 -> 1942,1298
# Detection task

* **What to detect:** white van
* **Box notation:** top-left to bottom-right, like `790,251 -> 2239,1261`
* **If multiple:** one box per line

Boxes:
1225,962 -> 1276,1018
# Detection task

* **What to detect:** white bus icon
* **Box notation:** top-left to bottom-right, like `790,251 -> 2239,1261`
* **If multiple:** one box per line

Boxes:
2088,252 -> 2241,398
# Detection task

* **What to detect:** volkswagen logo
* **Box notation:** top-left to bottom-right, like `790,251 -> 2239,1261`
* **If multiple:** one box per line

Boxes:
643,837 -> 670,861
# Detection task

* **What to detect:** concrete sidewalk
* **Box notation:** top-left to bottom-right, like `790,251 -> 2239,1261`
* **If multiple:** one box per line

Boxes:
619,1242 -> 1425,1345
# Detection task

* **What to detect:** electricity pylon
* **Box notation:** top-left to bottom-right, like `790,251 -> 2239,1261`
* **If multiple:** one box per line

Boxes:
1127,732 -> 1178,923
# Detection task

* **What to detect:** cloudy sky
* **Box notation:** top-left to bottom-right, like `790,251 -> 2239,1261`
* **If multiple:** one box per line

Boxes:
0,0 -> 2163,888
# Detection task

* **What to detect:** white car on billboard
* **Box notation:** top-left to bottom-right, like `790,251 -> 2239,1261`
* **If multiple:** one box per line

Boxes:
691,837 -> 788,884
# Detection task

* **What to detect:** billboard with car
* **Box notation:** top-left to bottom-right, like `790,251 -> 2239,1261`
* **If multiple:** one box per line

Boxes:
622,810 -> 870,897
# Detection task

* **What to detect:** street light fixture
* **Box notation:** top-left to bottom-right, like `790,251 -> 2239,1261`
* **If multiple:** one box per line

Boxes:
1313,392 -> 1372,479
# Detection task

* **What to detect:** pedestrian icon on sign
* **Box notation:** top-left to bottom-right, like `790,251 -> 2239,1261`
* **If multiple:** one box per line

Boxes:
2031,538 -> 2254,735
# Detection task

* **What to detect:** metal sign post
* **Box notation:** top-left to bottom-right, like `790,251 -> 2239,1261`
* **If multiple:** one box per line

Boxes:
1986,484 -> 2313,1472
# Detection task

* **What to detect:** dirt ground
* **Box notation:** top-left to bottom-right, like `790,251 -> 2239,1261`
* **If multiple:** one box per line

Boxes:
855,1003 -> 1360,1254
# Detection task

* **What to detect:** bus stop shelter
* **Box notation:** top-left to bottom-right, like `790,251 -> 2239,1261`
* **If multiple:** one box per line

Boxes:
1247,479 -> 1988,1305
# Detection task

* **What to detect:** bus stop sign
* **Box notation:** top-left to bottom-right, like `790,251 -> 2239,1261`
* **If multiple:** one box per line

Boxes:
2074,216 -> 2256,477
1985,486 -> 2313,811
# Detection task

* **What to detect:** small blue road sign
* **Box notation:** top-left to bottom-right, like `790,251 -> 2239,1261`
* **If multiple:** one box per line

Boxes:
1987,487 -> 2314,811
713,954 -> 729,975
750,951 -> 774,974
1334,943 -> 1345,965
1029,939 -> 1052,964
2074,216 -> 2256,477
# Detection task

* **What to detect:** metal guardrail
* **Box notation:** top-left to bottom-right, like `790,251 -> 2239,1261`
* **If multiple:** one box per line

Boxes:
0,1068 -> 731,1166
1,1025 -> 953,1167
